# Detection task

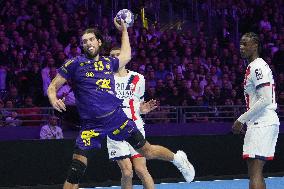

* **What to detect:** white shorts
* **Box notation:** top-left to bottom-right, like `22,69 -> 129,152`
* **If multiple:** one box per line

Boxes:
243,124 -> 279,161
107,127 -> 145,161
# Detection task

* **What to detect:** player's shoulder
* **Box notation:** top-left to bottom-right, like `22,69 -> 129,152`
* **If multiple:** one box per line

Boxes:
249,58 -> 273,81
101,56 -> 117,63
63,55 -> 85,67
251,58 -> 269,69
249,58 -> 272,75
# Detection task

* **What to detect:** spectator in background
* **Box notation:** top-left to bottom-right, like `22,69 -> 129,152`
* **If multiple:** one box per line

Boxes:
220,98 -> 234,122
155,79 -> 167,99
277,91 -> 284,119
166,87 -> 183,106
69,44 -> 81,58
155,62 -> 169,80
2,100 -> 14,119
5,111 -> 22,127
203,85 -> 214,106
272,43 -> 284,71
0,99 -> 5,126
276,73 -> 284,92
64,36 -> 81,58
26,63 -> 43,106
0,65 -> 7,90
5,86 -> 22,107
0,0 -> 282,125
42,57 -> 56,95
146,70 -> 156,88
259,14 -> 271,31
190,79 -> 203,98
17,96 -> 42,126
40,115 -> 63,139
191,96 -> 209,122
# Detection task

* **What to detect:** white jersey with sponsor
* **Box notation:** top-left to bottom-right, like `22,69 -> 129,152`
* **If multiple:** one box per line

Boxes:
114,70 -> 145,129
243,58 -> 279,127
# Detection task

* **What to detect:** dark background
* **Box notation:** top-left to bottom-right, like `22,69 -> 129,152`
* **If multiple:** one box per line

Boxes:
0,134 -> 283,187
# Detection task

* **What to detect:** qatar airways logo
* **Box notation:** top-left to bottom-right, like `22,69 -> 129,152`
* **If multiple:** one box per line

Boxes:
115,75 -> 140,99
115,82 -> 134,99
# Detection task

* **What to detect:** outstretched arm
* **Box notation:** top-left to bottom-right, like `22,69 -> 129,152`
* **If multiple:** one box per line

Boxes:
140,99 -> 158,114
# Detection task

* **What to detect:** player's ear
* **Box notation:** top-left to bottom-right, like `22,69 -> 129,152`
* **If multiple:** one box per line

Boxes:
98,39 -> 102,47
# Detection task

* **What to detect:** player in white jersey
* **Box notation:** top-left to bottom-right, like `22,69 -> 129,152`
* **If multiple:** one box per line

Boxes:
233,32 -> 280,189
107,47 -> 157,189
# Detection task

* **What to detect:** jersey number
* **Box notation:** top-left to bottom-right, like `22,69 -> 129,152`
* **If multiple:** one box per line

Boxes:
94,61 -> 104,71
255,69 -> 263,80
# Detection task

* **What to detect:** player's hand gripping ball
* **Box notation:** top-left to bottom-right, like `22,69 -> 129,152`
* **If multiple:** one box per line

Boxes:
116,9 -> 134,28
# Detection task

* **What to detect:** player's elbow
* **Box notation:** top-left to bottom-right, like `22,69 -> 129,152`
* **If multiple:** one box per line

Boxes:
47,84 -> 55,96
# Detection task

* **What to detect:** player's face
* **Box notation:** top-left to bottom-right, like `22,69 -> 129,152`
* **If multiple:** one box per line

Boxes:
110,49 -> 120,58
240,36 -> 255,59
82,33 -> 102,58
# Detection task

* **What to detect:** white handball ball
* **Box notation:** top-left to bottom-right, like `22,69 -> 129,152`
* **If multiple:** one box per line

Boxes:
116,9 -> 134,28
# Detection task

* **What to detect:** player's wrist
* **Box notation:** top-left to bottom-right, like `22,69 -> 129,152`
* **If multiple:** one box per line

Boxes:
237,116 -> 245,124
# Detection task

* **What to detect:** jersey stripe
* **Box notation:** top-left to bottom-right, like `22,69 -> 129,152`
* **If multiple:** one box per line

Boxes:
243,66 -> 251,86
255,82 -> 270,90
131,75 -> 140,92
129,75 -> 140,120
129,99 -> 137,121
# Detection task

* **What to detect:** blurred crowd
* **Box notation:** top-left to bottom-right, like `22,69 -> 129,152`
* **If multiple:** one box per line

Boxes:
0,0 -> 284,126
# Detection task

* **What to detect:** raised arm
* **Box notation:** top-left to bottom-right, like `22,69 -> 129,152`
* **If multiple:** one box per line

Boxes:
114,18 -> 131,68
47,74 -> 67,112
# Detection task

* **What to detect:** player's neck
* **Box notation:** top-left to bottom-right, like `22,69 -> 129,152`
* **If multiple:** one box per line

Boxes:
93,54 -> 100,61
248,53 -> 259,63
115,69 -> 128,77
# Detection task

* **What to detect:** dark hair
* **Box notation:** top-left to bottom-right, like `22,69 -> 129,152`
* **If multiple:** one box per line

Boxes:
243,32 -> 262,54
110,46 -> 121,51
82,28 -> 103,43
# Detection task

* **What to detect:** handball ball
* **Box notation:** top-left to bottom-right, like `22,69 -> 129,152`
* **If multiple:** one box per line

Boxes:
116,9 -> 134,28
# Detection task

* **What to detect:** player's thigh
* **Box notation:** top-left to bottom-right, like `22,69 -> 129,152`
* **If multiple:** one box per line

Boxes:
128,127 -> 145,156
75,127 -> 105,157
244,124 -> 279,158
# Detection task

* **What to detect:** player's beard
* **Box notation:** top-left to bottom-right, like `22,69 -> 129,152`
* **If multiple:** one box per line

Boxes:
83,46 -> 100,59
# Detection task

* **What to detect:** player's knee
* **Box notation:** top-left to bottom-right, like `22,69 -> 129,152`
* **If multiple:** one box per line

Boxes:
66,159 -> 87,184
121,166 -> 133,179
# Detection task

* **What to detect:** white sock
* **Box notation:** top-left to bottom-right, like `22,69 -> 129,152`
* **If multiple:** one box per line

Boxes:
172,151 -> 180,166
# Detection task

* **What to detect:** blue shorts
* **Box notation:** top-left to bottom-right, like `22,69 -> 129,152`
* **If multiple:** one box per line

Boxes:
75,107 -> 139,151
